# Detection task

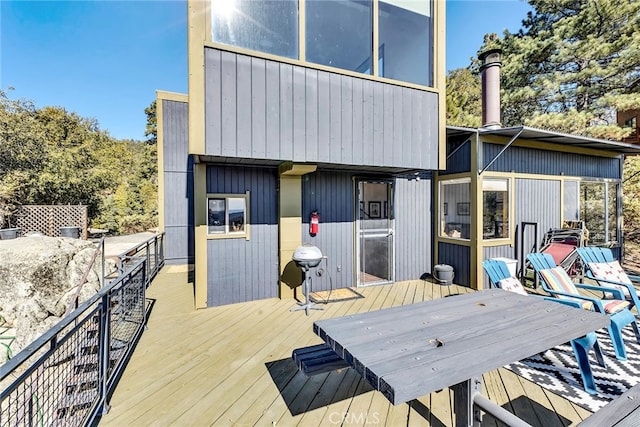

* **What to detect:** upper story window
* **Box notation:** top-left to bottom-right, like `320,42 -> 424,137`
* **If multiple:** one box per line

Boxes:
306,0 -> 373,74
211,0 -> 299,59
209,0 -> 435,88
379,0 -> 433,86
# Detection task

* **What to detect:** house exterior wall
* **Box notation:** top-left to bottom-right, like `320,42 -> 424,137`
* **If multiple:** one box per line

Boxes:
437,242 -> 470,287
395,176 -> 432,281
301,171 -> 355,291
482,143 -> 622,179
203,47 -> 440,170
298,172 -> 433,291
442,140 -> 472,175
515,178 -> 561,250
205,165 -> 279,306
159,97 -> 193,264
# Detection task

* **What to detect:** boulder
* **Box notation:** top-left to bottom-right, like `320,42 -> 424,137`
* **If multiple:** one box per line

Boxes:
0,236 -> 116,359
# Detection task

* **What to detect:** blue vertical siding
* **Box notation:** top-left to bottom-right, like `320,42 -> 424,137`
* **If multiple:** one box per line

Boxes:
301,171 -> 355,291
206,165 -> 279,306
204,47 -> 439,170
515,179 -> 561,262
483,143 -> 622,179
161,99 -> 193,264
395,176 -> 432,281
437,242 -> 471,287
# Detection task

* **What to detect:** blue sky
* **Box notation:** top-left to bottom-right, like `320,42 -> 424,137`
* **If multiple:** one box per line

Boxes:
1,0 -> 531,141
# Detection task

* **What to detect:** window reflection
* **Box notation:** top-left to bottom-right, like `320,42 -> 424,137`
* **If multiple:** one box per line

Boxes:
482,179 -> 509,240
306,0 -> 373,74
379,0 -> 432,86
440,178 -> 471,240
212,0 -> 298,59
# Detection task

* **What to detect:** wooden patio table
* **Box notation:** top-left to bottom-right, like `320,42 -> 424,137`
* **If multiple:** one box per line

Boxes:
313,289 -> 610,426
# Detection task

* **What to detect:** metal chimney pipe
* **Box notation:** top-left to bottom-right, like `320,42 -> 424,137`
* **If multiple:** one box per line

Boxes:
479,48 -> 503,129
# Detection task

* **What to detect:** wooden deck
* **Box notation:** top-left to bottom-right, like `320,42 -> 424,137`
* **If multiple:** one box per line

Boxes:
99,266 -> 593,426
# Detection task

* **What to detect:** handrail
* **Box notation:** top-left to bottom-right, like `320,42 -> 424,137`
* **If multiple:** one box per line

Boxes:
0,232 -> 164,426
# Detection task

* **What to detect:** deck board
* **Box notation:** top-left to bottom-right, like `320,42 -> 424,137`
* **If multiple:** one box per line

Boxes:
98,268 -> 596,426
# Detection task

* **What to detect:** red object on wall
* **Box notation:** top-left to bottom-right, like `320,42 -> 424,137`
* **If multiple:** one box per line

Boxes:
310,211 -> 319,236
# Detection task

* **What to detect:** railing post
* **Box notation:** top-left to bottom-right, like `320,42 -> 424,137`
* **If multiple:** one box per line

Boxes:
101,238 -> 106,288
98,293 -> 111,415
146,241 -> 151,286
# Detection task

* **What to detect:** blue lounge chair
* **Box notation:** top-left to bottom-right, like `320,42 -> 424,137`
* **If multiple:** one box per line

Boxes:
527,253 -> 640,361
576,246 -> 640,313
483,259 -> 606,395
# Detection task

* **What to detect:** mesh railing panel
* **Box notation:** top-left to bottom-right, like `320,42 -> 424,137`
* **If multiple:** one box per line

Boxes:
0,260 -> 148,427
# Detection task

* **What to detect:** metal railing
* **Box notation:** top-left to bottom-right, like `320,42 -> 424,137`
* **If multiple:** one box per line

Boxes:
0,233 -> 165,427
116,233 -> 165,285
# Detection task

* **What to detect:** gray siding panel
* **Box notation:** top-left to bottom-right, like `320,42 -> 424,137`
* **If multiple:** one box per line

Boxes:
437,242 -> 471,287
206,166 -> 279,306
162,99 -> 192,264
293,66 -> 306,162
251,58 -> 267,159
280,63 -> 294,159
204,47 -> 439,169
483,143 -> 622,179
515,178 -> 561,261
236,55 -> 252,158
265,61 -> 280,159
221,51 -> 237,157
305,68 -> 319,162
205,49 -> 222,154
395,177 -> 432,281
352,79 -> 364,164
301,171 -> 355,291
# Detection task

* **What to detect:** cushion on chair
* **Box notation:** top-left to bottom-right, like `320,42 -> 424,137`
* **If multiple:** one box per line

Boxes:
588,261 -> 632,297
497,277 -> 528,296
539,267 -> 594,311
602,299 -> 631,314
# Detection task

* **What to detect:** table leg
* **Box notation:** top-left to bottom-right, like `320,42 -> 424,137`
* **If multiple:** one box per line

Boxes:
455,377 -> 532,427
453,377 -> 482,427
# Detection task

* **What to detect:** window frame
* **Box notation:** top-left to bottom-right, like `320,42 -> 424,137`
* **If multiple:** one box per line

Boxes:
439,177 -> 471,241
481,177 -> 511,241
206,0 -> 437,90
206,191 -> 250,240
578,179 -> 620,246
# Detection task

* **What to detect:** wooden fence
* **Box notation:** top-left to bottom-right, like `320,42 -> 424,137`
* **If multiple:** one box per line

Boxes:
15,205 -> 88,239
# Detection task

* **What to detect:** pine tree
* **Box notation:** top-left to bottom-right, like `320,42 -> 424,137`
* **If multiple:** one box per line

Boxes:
493,0 -> 640,138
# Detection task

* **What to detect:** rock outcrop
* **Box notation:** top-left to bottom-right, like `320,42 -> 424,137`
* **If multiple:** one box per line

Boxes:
0,236 -> 115,360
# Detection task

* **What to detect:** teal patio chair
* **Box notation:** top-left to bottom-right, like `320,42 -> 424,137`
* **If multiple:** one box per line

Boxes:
576,246 -> 640,313
483,259 -> 606,395
527,252 -> 640,361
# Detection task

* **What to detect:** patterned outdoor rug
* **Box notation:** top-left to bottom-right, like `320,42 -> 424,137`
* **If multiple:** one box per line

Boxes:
506,327 -> 640,412
309,287 -> 364,304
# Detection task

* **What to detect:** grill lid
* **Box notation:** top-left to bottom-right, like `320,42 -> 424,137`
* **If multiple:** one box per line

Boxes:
292,244 -> 323,268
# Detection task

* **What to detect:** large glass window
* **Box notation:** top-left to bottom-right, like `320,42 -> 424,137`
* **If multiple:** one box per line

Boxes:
306,0 -> 373,74
207,193 -> 249,237
580,181 -> 619,245
211,0 -> 298,59
482,179 -> 509,240
439,178 -> 471,239
379,0 -> 433,86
